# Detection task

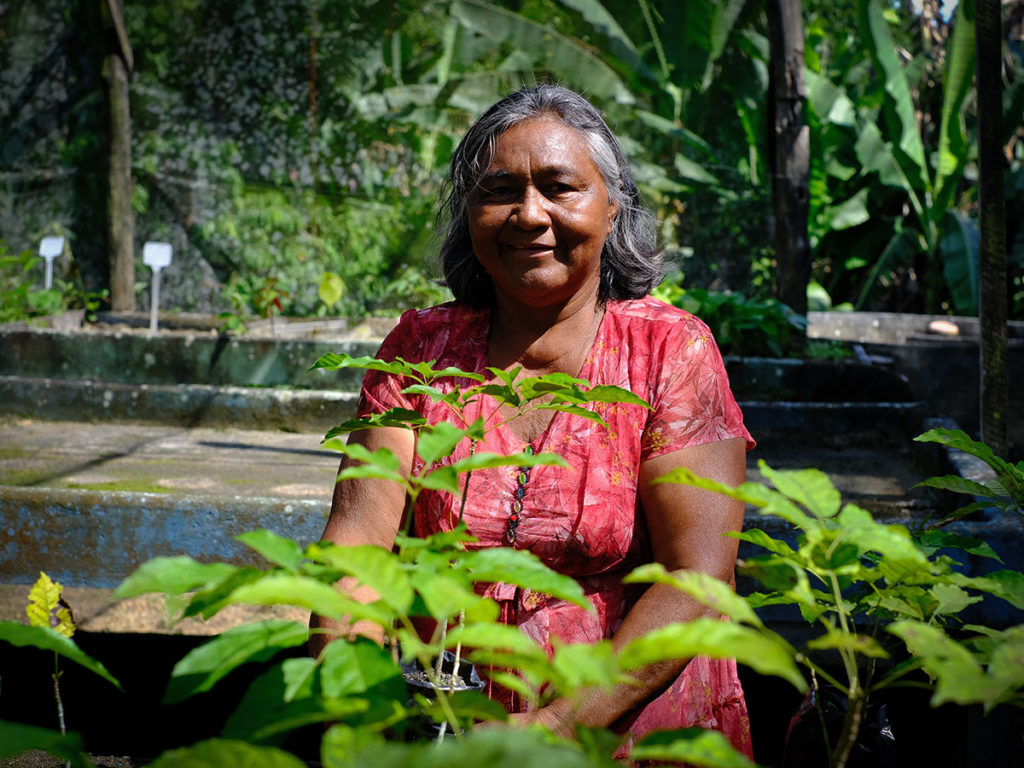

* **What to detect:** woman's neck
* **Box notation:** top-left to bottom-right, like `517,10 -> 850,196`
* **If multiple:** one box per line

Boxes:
488,292 -> 604,377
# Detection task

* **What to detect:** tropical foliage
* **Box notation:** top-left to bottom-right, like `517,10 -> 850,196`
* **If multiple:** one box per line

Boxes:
3,0 -> 1020,321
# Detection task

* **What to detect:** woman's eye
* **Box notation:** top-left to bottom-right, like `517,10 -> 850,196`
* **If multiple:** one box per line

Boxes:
481,186 -> 515,200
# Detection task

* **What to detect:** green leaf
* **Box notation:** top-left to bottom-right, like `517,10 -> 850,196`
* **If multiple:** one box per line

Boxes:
536,403 -> 607,426
834,505 -> 928,580
887,620 -> 1005,707
165,619 -> 309,703
27,572 -> 74,638
445,622 -> 549,658
223,665 -> 373,740
282,656 -> 318,702
731,528 -> 798,558
0,622 -> 120,689
916,529 -> 1002,561
580,384 -> 651,409
417,422 -> 471,466
320,724 -> 387,768
618,618 -> 805,691
861,0 -> 928,179
113,556 -> 237,598
915,474 -> 1002,499
631,727 -> 758,768
181,567 -> 266,619
237,530 -> 304,572
824,187 -> 870,231
951,570 -> 1024,610
674,153 -> 721,185
759,464 -> 841,519
418,465 -> 461,494
0,720 -> 89,767
934,0 -> 976,205
417,688 -> 509,729
550,639 -> 625,693
340,726 -> 602,768
458,548 -> 590,609
930,583 -> 984,617
806,629 -> 889,658
624,564 -> 763,627
306,543 -> 413,617
323,408 -> 427,440
915,428 -> 1023,499
940,209 -> 981,315
321,638 -> 403,699
318,271 -> 345,308
738,558 -> 817,610
227,573 -> 393,624
654,466 -> 816,527
333,442 -> 403,482
452,0 -> 635,105
146,738 -> 308,768
416,571 -> 498,624
450,450 -> 569,474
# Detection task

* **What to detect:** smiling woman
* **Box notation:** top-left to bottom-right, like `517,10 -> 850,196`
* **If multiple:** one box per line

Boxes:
311,84 -> 755,761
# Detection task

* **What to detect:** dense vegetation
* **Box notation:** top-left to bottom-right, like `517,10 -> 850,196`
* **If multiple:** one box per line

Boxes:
1,0 -> 1023,335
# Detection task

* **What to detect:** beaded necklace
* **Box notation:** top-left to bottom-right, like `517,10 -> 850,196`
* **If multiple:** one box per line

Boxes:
504,446 -> 533,546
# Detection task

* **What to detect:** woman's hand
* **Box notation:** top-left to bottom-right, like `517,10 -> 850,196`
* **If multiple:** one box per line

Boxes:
507,699 -> 575,738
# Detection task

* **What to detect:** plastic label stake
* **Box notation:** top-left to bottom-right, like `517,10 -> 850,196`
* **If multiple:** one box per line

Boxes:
143,241 -> 173,332
39,236 -> 65,290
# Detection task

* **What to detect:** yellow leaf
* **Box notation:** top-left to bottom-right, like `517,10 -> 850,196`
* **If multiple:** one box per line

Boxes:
27,572 -> 75,638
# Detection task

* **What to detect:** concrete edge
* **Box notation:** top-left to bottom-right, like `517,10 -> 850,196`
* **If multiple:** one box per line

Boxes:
0,375 -> 358,430
0,485 -> 330,589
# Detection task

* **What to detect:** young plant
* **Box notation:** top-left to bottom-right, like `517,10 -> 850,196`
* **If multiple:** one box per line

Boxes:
654,458 -> 1024,768
0,572 -> 121,767
914,426 -> 1024,522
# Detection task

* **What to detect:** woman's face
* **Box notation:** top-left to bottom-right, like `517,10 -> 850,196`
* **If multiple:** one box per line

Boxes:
467,117 -> 618,310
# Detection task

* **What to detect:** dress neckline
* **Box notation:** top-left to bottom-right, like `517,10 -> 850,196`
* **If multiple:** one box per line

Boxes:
479,303 -> 610,452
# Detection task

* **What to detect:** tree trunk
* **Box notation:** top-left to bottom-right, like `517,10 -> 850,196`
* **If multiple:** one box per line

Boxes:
975,0 -> 1008,455
102,0 -> 135,312
767,0 -> 811,319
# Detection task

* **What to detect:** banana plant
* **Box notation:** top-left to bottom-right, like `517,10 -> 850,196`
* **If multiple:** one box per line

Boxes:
808,0 -> 981,313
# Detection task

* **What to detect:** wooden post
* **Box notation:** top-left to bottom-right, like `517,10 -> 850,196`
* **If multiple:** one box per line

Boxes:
767,0 -> 811,319
975,0 -> 1008,455
102,0 -> 135,312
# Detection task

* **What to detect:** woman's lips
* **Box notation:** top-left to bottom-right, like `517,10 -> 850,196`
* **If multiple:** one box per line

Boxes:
504,243 -> 556,257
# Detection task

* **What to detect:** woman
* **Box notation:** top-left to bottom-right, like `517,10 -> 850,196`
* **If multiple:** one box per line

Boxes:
311,84 -> 754,758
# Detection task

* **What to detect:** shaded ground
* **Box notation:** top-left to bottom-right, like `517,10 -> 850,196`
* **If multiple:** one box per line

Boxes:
3,752 -> 138,768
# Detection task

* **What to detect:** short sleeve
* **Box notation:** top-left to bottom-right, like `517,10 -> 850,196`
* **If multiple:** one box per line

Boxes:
640,314 -> 753,460
356,309 -> 420,417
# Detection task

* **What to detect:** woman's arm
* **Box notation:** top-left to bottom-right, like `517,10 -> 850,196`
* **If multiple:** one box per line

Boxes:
515,436 -> 748,735
308,425 -> 414,657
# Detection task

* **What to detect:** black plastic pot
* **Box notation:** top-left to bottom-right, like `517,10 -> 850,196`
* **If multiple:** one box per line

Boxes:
401,649 -> 486,740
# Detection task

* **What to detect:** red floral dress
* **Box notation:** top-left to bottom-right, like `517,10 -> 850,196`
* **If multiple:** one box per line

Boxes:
357,296 -> 755,759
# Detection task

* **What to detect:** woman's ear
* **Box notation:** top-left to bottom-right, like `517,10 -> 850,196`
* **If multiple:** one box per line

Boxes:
608,201 -> 620,233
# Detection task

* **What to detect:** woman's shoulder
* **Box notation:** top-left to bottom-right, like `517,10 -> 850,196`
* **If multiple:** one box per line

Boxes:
605,295 -> 712,339
383,301 -> 485,340
377,301 -> 488,364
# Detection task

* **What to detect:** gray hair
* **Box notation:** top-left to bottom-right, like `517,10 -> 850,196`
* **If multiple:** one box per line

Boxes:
438,84 -> 662,306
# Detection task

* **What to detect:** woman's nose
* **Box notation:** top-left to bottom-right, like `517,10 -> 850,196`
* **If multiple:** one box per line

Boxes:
514,186 -> 549,228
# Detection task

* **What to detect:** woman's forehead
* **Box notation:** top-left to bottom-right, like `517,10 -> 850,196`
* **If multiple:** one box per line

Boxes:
486,118 -> 597,172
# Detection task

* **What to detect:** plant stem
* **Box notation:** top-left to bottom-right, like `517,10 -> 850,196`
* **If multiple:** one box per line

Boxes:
831,676 -> 865,768
53,654 -> 70,768
452,609 -> 466,687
